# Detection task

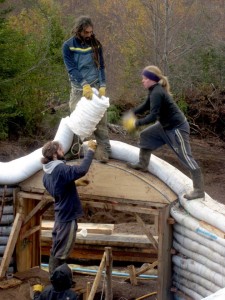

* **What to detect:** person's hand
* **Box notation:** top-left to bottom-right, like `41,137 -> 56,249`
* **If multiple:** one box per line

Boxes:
82,84 -> 93,100
122,112 -> 137,133
99,87 -> 106,97
88,140 -> 97,152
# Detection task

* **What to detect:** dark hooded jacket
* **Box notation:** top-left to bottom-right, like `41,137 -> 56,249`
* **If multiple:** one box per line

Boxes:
134,83 -> 186,130
42,150 -> 94,222
34,263 -> 78,300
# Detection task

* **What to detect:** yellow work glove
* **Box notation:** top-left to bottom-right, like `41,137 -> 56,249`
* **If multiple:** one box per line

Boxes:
122,112 -> 137,133
99,87 -> 106,97
87,140 -> 97,152
33,284 -> 43,293
82,84 -> 93,100
75,178 -> 90,186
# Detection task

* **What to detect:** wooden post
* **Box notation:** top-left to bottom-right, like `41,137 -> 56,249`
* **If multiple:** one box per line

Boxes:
86,282 -> 91,300
105,247 -> 113,300
16,196 -> 41,272
135,213 -> 158,250
0,212 -> 23,278
127,265 -> 138,286
157,204 -> 173,300
87,252 -> 106,300
125,261 -> 158,283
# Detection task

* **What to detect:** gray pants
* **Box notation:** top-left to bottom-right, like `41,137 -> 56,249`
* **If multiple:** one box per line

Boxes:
51,219 -> 77,260
70,83 -> 111,152
139,121 -> 199,171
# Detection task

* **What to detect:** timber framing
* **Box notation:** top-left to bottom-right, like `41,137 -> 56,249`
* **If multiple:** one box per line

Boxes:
1,158 -> 177,300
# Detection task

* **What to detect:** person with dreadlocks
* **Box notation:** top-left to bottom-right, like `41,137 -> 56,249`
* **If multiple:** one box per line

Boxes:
62,15 -> 111,163
123,65 -> 205,200
41,139 -> 97,275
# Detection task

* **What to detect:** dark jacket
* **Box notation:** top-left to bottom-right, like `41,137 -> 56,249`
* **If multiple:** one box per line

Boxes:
62,36 -> 106,88
134,83 -> 186,130
42,150 -> 94,222
34,263 -> 78,300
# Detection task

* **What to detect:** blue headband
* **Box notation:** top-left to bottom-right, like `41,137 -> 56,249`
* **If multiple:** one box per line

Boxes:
142,70 -> 160,82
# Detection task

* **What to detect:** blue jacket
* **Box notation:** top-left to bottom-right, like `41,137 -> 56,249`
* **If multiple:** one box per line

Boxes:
134,83 -> 186,130
62,36 -> 106,89
42,150 -> 94,222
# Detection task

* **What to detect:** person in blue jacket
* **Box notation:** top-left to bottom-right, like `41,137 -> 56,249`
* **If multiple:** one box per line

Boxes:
62,15 -> 111,163
123,65 -> 204,200
41,139 -> 97,275
32,263 -> 78,300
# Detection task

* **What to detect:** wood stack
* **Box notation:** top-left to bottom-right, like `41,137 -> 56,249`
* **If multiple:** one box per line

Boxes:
41,221 -> 158,263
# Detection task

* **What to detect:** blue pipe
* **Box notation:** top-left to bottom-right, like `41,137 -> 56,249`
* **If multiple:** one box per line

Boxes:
41,263 -> 158,279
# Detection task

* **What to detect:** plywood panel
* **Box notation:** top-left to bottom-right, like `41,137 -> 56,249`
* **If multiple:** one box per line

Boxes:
19,159 -> 177,206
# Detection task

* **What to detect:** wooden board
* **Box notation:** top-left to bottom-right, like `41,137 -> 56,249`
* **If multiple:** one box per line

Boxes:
41,221 -> 114,235
41,231 -> 157,248
19,159 -> 177,207
41,246 -> 157,263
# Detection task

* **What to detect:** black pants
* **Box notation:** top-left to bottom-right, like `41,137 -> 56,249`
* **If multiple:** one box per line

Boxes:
139,121 -> 199,171
51,219 -> 77,260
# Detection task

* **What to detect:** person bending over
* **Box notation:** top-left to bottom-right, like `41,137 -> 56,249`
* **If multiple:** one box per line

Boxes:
123,65 -> 204,200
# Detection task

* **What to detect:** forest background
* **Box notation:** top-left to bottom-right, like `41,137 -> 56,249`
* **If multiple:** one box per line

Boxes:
0,0 -> 224,145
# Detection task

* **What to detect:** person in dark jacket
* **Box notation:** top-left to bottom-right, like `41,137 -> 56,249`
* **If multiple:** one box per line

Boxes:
32,263 -> 78,300
62,15 -> 111,163
123,65 -> 204,200
41,139 -> 97,275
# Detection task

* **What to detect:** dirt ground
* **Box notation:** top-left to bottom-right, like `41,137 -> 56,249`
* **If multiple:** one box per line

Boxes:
0,130 -> 224,299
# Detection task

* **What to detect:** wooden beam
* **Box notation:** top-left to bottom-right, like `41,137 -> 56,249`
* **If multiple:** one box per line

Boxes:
136,261 -> 158,276
80,194 -> 165,208
41,246 -> 157,263
127,265 -> 138,285
0,213 -> 24,278
17,191 -> 46,200
157,204 -> 173,300
82,201 -> 159,215
42,231 -> 157,248
42,221 -> 114,235
105,247 -> 113,300
125,261 -> 158,283
23,198 -> 53,225
135,213 -> 158,250
87,252 -> 106,300
21,225 -> 41,240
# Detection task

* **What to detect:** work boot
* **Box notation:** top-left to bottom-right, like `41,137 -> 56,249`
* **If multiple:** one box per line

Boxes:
94,145 -> 109,163
48,255 -> 65,275
184,168 -> 205,200
127,148 -> 151,172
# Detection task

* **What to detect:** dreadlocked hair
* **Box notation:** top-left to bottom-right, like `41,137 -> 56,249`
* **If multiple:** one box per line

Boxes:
41,141 -> 61,164
144,65 -> 172,95
71,15 -> 102,69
